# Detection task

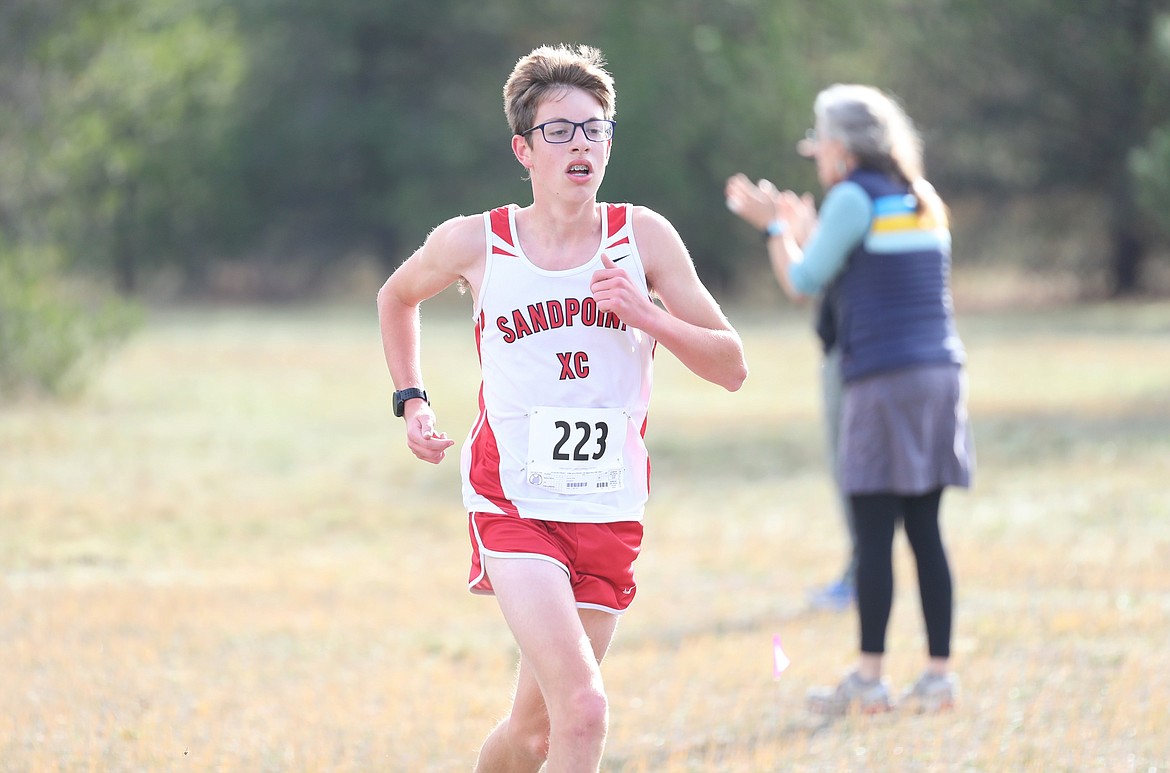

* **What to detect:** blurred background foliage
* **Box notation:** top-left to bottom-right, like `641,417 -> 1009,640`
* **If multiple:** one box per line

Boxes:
1,0 -> 1169,393
0,237 -> 140,398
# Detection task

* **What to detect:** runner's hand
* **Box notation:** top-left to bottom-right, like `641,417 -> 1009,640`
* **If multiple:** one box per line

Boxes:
405,404 -> 454,464
591,254 -> 652,328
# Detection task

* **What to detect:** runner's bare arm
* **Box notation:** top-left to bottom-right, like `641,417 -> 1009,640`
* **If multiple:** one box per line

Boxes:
376,215 -> 485,462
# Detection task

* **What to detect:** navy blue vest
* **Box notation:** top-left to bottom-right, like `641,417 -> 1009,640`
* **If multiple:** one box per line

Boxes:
834,170 -> 965,383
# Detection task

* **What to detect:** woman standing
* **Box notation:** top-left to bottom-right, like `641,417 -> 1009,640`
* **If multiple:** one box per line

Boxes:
725,83 -> 974,714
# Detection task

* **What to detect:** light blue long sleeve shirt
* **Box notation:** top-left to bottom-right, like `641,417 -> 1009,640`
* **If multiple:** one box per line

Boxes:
787,181 -> 873,296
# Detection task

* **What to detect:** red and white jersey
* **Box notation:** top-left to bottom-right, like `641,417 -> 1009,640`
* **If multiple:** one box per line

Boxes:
460,203 -> 656,523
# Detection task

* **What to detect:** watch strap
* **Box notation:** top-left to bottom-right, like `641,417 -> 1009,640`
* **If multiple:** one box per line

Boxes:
393,387 -> 429,418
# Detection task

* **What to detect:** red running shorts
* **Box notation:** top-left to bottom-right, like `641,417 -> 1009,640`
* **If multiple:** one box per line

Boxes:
468,512 -> 643,614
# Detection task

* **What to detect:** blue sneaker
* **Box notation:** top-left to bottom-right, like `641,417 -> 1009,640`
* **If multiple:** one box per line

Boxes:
807,579 -> 854,611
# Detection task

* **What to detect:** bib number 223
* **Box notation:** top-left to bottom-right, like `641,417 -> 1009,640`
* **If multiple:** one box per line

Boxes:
527,406 -> 628,494
552,419 -> 608,461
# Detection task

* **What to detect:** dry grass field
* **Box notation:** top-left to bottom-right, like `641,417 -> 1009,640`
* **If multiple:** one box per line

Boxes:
2,293 -> 1168,772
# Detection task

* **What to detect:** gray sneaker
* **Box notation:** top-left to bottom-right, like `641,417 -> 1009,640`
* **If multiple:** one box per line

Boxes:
900,672 -> 959,713
806,671 -> 893,716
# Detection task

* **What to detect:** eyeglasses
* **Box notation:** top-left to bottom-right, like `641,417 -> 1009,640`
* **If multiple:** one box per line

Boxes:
796,128 -> 819,158
522,119 -> 616,144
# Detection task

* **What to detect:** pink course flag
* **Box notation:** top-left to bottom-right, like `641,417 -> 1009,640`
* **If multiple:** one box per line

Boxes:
772,634 -> 790,678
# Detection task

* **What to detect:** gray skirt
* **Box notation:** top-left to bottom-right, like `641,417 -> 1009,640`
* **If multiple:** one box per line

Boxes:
839,363 -> 974,496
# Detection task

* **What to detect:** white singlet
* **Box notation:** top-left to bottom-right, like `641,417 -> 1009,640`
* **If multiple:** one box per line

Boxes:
460,203 -> 656,523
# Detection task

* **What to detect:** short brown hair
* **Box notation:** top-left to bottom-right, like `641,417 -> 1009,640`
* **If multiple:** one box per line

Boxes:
503,44 -> 616,138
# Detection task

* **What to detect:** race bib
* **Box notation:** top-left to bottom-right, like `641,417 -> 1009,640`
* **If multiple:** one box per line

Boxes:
526,406 -> 628,494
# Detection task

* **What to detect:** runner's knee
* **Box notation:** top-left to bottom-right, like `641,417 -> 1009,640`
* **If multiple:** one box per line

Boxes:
560,686 -> 609,744
500,687 -> 607,761
504,715 -> 551,764
493,706 -> 547,762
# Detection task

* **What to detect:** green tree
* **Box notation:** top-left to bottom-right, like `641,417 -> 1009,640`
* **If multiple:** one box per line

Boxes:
23,0 -> 244,292
1130,13 -> 1170,243
215,0 -> 877,293
0,237 -> 139,398
222,0 -> 533,287
891,0 -> 1170,295
10,0 -> 1169,300
0,0 -> 68,240
0,2 -> 140,398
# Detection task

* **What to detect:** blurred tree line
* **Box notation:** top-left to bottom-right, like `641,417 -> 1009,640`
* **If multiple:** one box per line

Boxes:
2,0 -> 1170,307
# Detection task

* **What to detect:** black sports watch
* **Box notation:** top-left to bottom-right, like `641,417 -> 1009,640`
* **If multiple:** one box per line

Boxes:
392,387 -> 429,418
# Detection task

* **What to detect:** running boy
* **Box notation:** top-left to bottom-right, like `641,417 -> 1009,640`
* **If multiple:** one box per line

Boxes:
377,44 -> 747,772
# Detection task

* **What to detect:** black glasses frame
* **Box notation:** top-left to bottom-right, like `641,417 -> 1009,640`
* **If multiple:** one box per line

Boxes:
521,119 -> 616,144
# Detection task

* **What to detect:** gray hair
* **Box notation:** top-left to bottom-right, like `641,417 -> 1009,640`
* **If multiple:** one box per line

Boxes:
815,83 -> 947,225
815,84 -> 923,185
